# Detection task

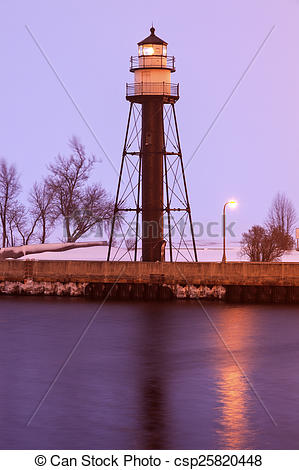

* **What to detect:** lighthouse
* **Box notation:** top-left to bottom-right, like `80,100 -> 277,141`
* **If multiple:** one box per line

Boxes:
108,27 -> 197,262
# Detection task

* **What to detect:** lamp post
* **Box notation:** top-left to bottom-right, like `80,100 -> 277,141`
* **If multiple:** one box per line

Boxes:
222,200 -> 237,263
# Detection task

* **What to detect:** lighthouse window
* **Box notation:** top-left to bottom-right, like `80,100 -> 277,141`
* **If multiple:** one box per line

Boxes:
138,46 -> 143,56
162,45 -> 167,56
143,46 -> 155,56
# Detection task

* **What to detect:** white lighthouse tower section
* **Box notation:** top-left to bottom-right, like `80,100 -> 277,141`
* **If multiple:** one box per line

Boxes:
132,27 -> 173,96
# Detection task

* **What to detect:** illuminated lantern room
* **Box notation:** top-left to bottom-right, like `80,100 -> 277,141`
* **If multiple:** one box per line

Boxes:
138,27 -> 167,56
128,27 -> 177,99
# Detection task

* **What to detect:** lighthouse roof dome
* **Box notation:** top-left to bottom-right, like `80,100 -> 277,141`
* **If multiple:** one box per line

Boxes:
138,27 -> 168,46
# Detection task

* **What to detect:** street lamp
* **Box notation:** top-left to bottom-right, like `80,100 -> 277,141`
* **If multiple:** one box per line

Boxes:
222,200 -> 237,263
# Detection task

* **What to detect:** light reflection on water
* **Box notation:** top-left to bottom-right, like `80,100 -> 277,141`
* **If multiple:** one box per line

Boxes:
214,308 -> 253,449
0,297 -> 299,449
216,365 -> 250,449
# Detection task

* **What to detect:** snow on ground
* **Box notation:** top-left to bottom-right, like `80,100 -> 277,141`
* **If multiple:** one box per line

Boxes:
19,244 -> 299,262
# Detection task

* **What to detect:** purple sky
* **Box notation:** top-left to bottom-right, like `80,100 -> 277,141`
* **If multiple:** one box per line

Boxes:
1,0 -> 298,241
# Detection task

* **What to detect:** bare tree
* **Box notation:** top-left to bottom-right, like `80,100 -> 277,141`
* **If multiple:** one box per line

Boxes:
65,183 -> 112,242
6,203 -> 26,246
0,159 -> 21,247
125,238 -> 136,251
241,225 -> 264,262
48,137 -> 113,242
29,181 -> 56,243
102,199 -> 126,247
6,202 -> 40,246
266,192 -> 296,250
241,224 -> 290,262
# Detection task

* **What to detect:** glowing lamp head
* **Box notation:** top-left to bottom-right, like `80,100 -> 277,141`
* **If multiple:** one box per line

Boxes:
138,27 -> 168,57
142,46 -> 155,56
228,200 -> 237,208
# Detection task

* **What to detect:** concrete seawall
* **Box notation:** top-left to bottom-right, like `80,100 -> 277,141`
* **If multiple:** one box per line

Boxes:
1,260 -> 299,302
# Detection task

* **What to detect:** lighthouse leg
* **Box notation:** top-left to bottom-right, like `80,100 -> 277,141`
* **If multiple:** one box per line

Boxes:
171,103 -> 198,262
107,103 -> 133,261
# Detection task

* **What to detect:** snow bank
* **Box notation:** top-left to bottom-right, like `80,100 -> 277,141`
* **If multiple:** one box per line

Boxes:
0,241 -> 107,260
18,245 -> 299,262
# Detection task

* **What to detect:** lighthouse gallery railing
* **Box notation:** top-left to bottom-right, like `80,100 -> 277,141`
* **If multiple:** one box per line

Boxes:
126,82 -> 179,98
130,55 -> 175,72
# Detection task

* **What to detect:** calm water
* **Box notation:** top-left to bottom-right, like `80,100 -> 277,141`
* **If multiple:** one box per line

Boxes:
0,296 -> 299,449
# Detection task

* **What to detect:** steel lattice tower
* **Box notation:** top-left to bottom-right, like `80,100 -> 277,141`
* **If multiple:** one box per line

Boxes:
107,27 -> 197,262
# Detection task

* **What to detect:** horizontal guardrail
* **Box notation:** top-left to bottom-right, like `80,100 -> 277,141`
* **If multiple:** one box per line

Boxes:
130,55 -> 175,71
126,82 -> 179,98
